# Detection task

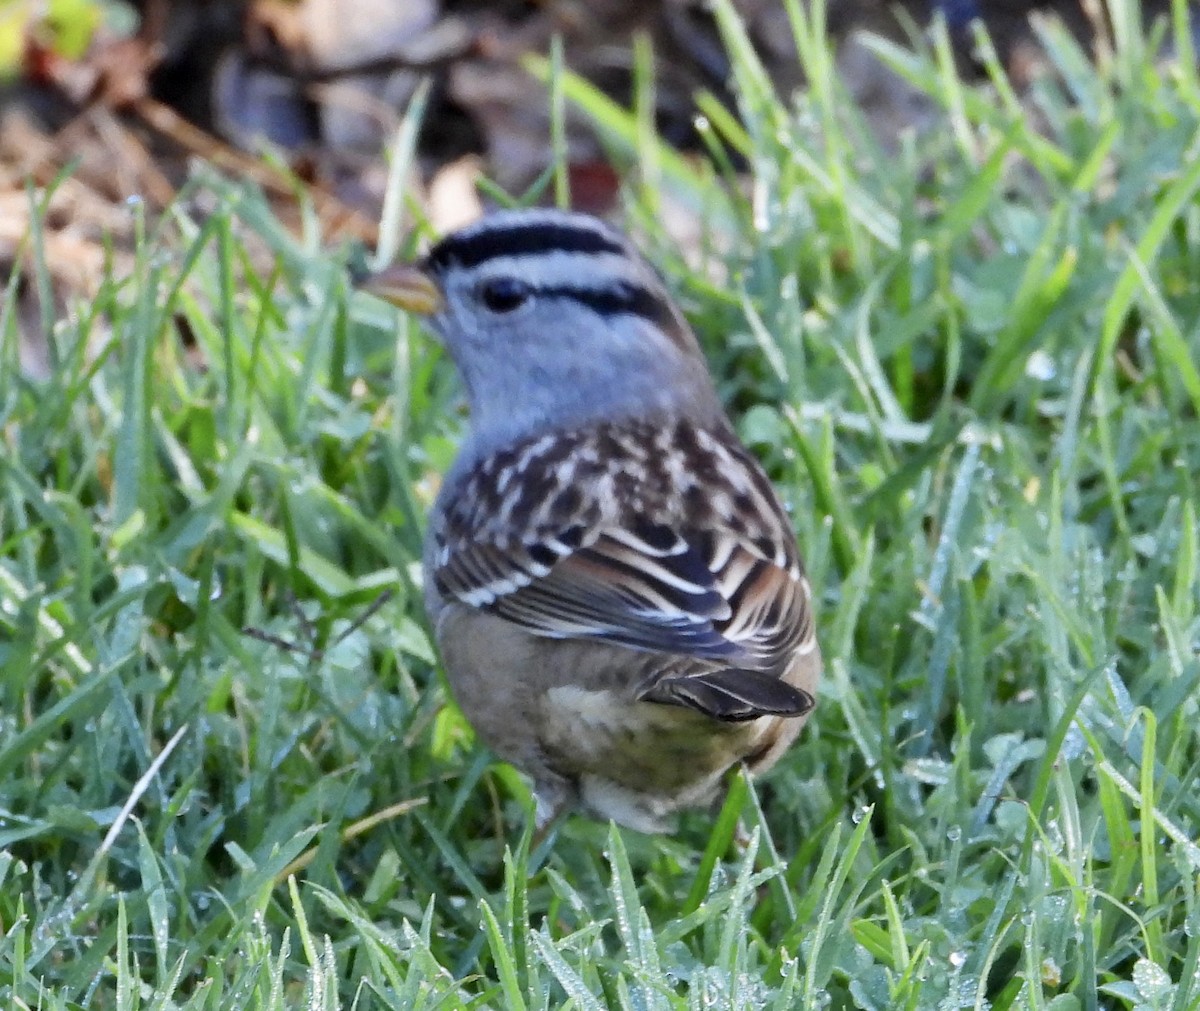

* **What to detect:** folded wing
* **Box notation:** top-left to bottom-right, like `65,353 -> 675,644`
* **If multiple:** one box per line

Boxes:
433,519 -> 816,721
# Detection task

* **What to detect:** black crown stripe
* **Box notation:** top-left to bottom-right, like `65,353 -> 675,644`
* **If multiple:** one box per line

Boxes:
425,222 -> 626,273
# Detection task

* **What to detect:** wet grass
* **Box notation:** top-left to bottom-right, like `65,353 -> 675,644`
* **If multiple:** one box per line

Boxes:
2,0 -> 1199,1006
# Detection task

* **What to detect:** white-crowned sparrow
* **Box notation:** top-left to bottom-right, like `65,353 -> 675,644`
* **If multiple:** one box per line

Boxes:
362,209 -> 820,833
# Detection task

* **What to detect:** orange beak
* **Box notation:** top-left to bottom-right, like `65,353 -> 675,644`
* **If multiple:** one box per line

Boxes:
358,263 -> 443,315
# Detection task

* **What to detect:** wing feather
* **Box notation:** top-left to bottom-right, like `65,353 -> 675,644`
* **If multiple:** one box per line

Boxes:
434,524 -> 814,683
430,419 -> 819,721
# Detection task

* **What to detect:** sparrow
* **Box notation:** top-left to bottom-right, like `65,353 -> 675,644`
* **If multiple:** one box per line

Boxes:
361,208 -> 820,833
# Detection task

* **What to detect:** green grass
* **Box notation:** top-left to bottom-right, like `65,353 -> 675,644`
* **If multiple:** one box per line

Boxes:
3,0 -> 1200,1006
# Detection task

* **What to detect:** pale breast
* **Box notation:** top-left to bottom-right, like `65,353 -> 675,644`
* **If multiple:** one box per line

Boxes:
535,683 -> 780,829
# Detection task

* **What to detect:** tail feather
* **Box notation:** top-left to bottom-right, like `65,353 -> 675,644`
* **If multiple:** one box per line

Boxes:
641,668 -> 814,722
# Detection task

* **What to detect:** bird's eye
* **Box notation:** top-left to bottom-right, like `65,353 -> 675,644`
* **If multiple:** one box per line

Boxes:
479,277 -> 531,314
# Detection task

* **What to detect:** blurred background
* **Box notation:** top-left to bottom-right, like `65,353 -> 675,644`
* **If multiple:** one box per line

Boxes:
0,0 -> 1187,373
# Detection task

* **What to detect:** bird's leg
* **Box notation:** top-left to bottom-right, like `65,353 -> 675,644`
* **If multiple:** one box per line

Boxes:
528,774 -> 574,866
529,812 -> 567,872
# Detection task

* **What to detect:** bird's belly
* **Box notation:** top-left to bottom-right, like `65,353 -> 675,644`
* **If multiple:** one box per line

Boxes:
433,605 -> 804,832
537,685 -> 770,831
